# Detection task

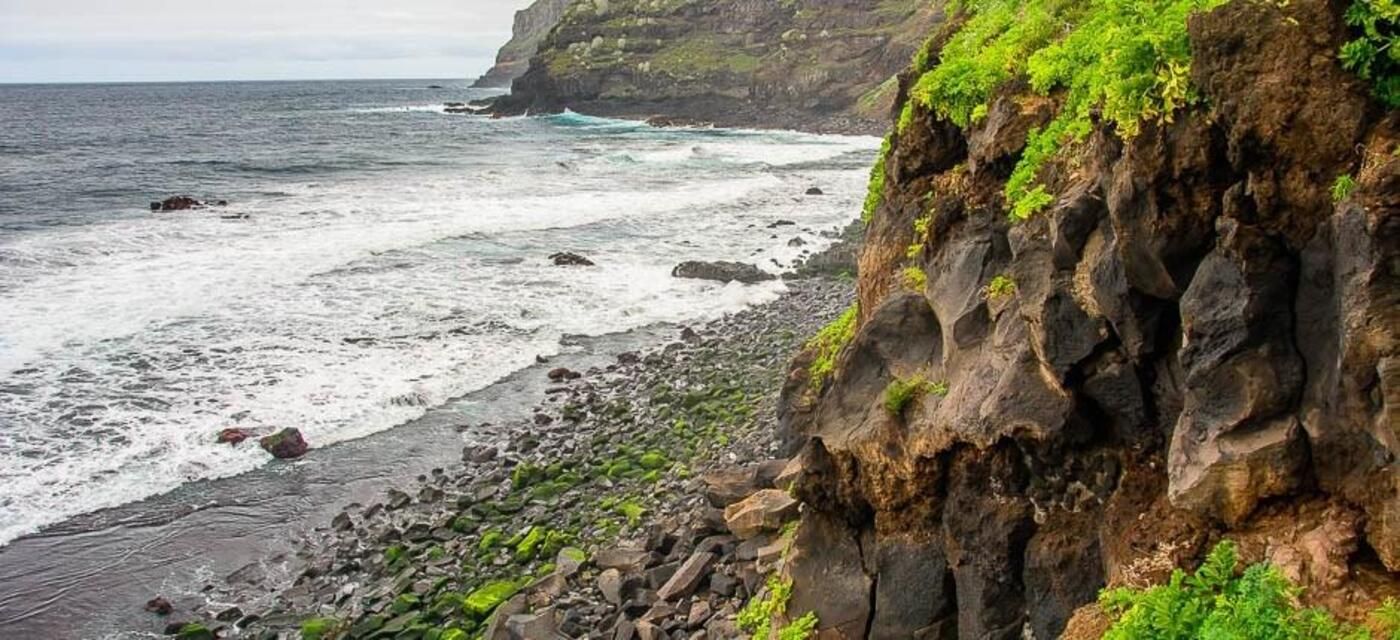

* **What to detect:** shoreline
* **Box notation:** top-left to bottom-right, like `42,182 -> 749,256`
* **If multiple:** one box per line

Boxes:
0,226 -> 861,639
197,264 -> 856,638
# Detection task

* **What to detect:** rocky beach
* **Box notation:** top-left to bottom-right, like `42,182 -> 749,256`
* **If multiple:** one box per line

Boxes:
144,239 -> 861,640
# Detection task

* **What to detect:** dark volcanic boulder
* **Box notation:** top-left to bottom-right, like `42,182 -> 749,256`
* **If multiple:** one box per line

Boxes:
258,428 -> 308,459
150,196 -> 226,212
671,261 -> 776,284
549,252 -> 596,266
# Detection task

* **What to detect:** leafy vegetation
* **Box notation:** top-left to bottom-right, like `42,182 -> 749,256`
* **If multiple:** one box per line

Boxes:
883,374 -> 947,414
902,266 -> 929,290
909,0 -> 1227,219
807,304 -> 859,389
985,274 -> 1017,300
1102,541 -> 1400,640
738,575 -> 818,640
1339,0 -> 1399,108
1333,173 -> 1359,202
862,137 -> 893,224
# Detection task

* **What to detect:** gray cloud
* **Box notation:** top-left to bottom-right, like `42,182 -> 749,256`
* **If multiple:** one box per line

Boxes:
0,0 -> 537,82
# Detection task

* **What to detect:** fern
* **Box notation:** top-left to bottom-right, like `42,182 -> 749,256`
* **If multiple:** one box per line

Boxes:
1339,0 -> 1400,108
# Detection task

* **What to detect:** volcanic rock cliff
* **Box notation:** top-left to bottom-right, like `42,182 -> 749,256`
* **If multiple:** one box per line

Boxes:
473,0 -> 572,88
490,0 -> 942,133
774,0 -> 1400,637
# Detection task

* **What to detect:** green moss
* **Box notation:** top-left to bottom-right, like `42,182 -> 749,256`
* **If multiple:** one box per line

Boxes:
806,304 -> 859,390
912,0 -> 1228,219
777,612 -> 820,640
637,451 -> 668,470
300,617 -> 340,640
175,624 -> 215,640
391,593 -> 421,614
462,580 -> 521,619
615,500 -> 646,526
477,530 -> 504,552
439,629 -> 469,640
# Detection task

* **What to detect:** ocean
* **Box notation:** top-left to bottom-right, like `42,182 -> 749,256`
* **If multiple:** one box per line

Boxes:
0,78 -> 874,637
0,79 -> 875,547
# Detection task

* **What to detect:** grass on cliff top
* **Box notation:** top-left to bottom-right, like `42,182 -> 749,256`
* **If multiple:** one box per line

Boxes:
906,0 -> 1228,220
1102,541 -> 1400,640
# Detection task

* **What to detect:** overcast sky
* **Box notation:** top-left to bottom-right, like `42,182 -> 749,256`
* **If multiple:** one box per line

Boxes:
0,0 -> 536,83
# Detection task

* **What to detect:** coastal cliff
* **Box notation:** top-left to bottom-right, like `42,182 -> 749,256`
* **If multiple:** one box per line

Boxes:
472,0 -> 572,88
489,0 -> 943,133
777,0 -> 1400,637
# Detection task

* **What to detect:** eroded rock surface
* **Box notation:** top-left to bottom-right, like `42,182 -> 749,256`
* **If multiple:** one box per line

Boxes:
777,0 -> 1399,637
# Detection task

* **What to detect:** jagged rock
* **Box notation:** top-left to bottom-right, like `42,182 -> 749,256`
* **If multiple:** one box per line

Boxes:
722,490 -> 798,539
671,261 -> 776,284
594,547 -> 652,572
507,606 -> 560,639
257,428 -> 308,459
656,551 -> 716,601
549,252 -> 596,266
786,511 -> 872,638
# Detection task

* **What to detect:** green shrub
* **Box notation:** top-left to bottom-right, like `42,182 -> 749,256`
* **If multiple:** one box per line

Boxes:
911,0 -> 1227,219
1100,541 -> 1394,640
1332,173 -> 1359,202
883,375 -> 946,414
807,304 -> 859,389
985,274 -> 1017,300
902,266 -> 929,291
1339,0 -> 1399,108
862,136 -> 893,224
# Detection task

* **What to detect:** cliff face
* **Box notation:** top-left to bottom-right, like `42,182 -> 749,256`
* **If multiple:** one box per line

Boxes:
490,0 -> 942,133
778,0 -> 1399,637
473,0 -> 572,88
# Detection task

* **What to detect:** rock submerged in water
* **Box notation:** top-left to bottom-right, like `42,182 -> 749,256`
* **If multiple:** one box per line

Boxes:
150,196 -> 227,212
805,187 -> 824,195
671,261 -> 776,284
215,428 -> 255,446
549,251 -> 596,266
258,428 -> 308,459
144,596 -> 173,616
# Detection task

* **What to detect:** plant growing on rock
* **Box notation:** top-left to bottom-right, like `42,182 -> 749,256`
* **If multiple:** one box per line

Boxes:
1101,541 -> 1396,639
1332,173 -> 1359,202
738,575 -> 819,640
902,266 -> 929,290
985,274 -> 1017,300
806,304 -> 859,390
1339,0 -> 1399,108
862,136 -> 892,224
883,374 -> 947,414
910,0 -> 1228,219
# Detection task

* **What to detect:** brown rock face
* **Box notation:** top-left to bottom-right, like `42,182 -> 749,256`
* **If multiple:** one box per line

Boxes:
491,0 -> 945,132
777,0 -> 1399,637
472,0 -> 571,88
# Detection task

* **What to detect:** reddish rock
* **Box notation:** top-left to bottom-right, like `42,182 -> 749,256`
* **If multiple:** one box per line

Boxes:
258,428 -> 308,459
215,428 -> 255,445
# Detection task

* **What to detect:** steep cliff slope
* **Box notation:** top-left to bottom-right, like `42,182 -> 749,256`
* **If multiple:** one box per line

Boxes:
472,0 -> 572,88
775,0 -> 1400,637
490,0 -> 943,133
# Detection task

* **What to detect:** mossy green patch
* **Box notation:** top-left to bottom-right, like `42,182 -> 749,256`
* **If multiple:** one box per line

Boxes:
806,304 -> 859,390
463,580 -> 521,619
175,624 -> 215,640
299,617 -> 339,640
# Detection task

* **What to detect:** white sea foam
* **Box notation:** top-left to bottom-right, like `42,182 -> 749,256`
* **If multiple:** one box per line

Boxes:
0,112 -> 876,546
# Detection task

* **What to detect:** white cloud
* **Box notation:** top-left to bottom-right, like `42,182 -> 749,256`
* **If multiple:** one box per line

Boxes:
0,0 -> 538,82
